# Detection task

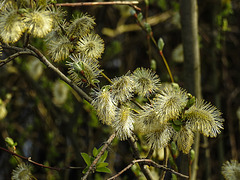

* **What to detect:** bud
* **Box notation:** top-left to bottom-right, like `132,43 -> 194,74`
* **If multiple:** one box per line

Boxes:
5,137 -> 17,148
137,13 -> 143,22
158,38 -> 165,51
150,59 -> 157,71
190,149 -> 195,164
144,23 -> 152,33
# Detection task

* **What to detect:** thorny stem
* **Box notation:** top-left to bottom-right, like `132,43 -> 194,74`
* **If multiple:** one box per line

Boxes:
81,133 -> 116,180
108,159 -> 189,180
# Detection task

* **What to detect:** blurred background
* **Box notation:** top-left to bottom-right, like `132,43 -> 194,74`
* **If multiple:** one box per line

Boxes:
0,0 -> 239,179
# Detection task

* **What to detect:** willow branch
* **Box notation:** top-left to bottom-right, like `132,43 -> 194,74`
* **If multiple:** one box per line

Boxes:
56,1 -> 139,6
0,146 -> 67,171
108,159 -> 189,180
0,51 -> 34,67
81,133 -> 116,180
26,44 -> 93,102
128,136 -> 153,180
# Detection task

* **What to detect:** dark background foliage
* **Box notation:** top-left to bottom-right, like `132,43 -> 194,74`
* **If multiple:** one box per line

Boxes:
0,0 -> 239,179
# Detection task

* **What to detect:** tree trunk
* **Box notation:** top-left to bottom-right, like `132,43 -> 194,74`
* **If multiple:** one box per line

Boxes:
180,0 -> 201,179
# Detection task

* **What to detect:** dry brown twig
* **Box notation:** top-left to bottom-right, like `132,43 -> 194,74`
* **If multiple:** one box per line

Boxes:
108,159 -> 189,180
56,1 -> 141,11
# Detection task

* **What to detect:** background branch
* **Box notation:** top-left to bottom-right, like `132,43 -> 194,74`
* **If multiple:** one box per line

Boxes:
108,159 -> 189,180
26,44 -> 93,102
56,1 -> 139,7
81,133 -> 116,180
0,51 -> 34,67
128,136 -> 153,180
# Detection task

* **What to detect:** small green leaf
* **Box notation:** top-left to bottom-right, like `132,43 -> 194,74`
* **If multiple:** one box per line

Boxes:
97,146 -> 103,154
190,149 -> 195,163
144,23 -> 152,33
173,119 -> 182,126
5,137 -> 17,147
137,13 -> 143,22
96,167 -> 111,173
82,167 -> 89,174
186,94 -> 196,109
172,123 -> 181,132
93,147 -> 98,157
171,173 -> 177,180
150,59 -> 157,71
99,151 -> 108,163
170,141 -> 179,158
81,153 -> 91,166
130,9 -> 136,16
158,38 -> 165,51
97,162 -> 108,168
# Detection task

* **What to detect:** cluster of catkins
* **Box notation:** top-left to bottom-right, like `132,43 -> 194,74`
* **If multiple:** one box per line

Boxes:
0,0 -> 104,63
0,0 -> 224,154
91,68 -> 224,153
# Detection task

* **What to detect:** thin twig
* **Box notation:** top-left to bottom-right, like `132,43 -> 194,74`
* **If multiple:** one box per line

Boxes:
0,146 -> 66,171
0,51 -> 34,67
81,133 -> 116,180
56,1 -> 139,6
0,146 -> 85,170
146,144 -> 154,159
128,136 -> 153,180
108,159 -> 189,180
26,44 -> 93,102
56,1 -> 141,11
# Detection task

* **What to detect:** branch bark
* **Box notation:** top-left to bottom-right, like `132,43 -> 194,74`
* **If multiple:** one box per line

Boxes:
81,133 -> 116,180
108,159 -> 189,180
26,44 -> 93,103
180,0 -> 201,179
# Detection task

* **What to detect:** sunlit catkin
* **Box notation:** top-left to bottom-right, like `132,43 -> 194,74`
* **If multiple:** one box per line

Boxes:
0,3 -> 26,43
77,33 -> 104,59
91,86 -> 117,125
221,160 -> 240,180
24,8 -> 53,38
11,163 -> 33,180
67,14 -> 95,38
131,67 -> 161,97
185,99 -> 224,137
112,106 -> 134,140
111,75 -> 134,103
153,86 -> 188,123
173,126 -> 194,154
146,124 -> 175,149
67,54 -> 102,87
47,35 -> 73,62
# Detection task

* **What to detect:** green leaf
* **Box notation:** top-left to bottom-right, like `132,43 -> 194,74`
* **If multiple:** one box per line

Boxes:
137,13 -> 143,22
144,23 -> 152,33
173,119 -> 182,126
81,153 -> 91,166
99,150 -> 108,163
82,167 -> 89,174
172,123 -> 181,132
97,146 -> 103,154
93,147 -> 98,157
96,167 -> 111,173
97,162 -> 108,168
